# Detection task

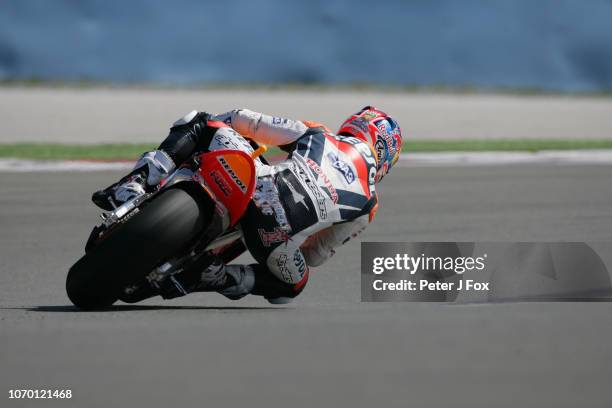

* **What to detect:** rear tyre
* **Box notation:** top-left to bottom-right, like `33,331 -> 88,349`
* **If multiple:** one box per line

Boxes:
66,188 -> 207,310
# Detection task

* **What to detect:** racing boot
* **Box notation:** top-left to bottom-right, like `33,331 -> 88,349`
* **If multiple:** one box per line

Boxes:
202,262 -> 256,300
92,150 -> 175,210
159,261 -> 255,300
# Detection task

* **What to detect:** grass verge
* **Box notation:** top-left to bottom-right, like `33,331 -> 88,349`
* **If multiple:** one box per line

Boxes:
0,143 -> 157,161
0,140 -> 611,161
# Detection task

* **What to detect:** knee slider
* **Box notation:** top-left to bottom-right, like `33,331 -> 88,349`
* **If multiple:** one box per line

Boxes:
252,264 -> 309,300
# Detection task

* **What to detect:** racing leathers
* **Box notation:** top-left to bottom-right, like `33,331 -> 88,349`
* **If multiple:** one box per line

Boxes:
143,109 -> 378,303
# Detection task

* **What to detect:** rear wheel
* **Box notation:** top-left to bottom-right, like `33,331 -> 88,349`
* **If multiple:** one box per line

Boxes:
66,188 -> 207,310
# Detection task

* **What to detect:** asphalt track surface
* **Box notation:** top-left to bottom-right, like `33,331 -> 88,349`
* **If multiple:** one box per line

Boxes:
1,165 -> 612,408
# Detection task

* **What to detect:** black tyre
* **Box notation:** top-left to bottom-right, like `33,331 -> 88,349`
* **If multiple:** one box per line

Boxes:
66,188 -> 207,310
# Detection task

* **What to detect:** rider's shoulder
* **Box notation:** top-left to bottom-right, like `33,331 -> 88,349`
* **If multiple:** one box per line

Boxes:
206,119 -> 230,129
301,120 -> 332,133
294,121 -> 333,144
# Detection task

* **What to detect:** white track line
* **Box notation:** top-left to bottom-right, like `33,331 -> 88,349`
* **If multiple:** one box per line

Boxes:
1,150 -> 612,172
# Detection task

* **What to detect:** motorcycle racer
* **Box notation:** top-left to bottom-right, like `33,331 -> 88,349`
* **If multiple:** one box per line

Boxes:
92,106 -> 402,303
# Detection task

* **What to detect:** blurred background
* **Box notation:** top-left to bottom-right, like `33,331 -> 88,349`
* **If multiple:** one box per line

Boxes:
1,0 -> 612,148
2,0 -> 612,91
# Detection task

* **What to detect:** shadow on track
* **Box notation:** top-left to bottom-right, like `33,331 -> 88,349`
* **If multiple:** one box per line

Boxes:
4,305 -> 287,312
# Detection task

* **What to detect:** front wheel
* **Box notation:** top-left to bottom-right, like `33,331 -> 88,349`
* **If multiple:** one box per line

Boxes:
66,188 -> 207,310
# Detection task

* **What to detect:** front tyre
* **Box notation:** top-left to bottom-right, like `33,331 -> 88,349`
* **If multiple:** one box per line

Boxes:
66,188 -> 207,310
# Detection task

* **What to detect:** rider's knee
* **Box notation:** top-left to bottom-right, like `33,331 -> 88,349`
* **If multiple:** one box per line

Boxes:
290,268 -> 309,297
251,263 -> 309,300
263,270 -> 309,304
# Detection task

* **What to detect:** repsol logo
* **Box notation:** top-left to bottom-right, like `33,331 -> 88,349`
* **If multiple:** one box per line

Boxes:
217,156 -> 247,192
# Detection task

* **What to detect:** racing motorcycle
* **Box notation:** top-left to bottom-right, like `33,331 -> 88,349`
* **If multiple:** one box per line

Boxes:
66,143 -> 267,310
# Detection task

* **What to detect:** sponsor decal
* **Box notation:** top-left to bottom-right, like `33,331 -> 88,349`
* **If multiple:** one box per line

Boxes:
377,119 -> 401,151
295,166 -> 328,220
209,130 -> 254,156
293,250 -> 307,277
258,227 -> 291,247
276,253 -> 291,283
272,117 -> 287,125
362,110 -> 378,121
217,156 -> 247,192
212,132 -> 242,150
389,132 -> 400,156
253,177 -> 291,228
338,135 -> 377,196
306,158 -> 338,204
351,117 -> 370,133
376,121 -> 399,156
337,135 -> 377,166
210,170 -> 231,196
375,139 -> 387,163
327,152 -> 356,184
